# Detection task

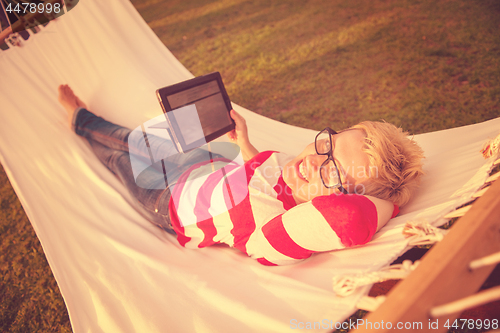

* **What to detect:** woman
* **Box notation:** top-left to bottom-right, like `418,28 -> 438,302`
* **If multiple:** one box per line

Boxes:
58,84 -> 424,266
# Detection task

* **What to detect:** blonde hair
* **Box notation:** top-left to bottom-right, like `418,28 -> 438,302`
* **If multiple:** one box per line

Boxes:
350,121 -> 425,206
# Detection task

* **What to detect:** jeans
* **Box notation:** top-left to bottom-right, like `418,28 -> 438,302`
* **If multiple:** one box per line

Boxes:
73,108 -> 222,234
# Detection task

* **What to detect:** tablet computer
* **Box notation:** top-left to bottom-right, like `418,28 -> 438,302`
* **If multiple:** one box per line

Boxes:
155,72 -> 235,153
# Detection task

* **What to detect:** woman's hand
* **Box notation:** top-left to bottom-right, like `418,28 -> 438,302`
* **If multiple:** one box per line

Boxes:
227,109 -> 259,162
227,109 -> 249,146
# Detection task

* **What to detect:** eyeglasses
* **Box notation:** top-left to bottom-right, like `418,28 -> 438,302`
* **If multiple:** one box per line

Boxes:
315,128 -> 348,194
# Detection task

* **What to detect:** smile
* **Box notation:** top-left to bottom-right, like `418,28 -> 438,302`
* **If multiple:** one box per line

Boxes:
298,161 -> 309,182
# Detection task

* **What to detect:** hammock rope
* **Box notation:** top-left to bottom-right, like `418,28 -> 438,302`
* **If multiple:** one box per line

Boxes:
332,260 -> 419,297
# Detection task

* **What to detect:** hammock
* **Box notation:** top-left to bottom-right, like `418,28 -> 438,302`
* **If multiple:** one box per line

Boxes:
0,1 -> 499,332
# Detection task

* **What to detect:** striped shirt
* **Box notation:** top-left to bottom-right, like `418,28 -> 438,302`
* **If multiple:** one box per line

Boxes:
169,151 -> 397,266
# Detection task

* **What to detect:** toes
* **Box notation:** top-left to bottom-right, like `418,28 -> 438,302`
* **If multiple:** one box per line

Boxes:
58,84 -> 75,101
58,84 -> 68,97
57,84 -> 65,97
58,84 -> 87,113
63,85 -> 71,97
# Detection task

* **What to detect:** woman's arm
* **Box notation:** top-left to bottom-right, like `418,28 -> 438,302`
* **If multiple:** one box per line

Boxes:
226,110 -> 259,162
254,194 -> 394,265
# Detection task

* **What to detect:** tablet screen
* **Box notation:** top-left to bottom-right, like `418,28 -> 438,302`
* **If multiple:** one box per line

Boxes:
156,72 -> 235,153
166,80 -> 232,141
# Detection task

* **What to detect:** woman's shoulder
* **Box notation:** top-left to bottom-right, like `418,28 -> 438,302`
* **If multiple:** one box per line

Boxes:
363,195 -> 398,230
363,195 -> 395,209
309,193 -> 396,231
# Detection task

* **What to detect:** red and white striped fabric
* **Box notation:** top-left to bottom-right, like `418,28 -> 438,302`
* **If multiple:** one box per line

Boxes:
169,151 -> 391,266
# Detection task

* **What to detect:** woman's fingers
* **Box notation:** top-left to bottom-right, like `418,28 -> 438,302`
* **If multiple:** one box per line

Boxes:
228,109 -> 252,148
230,109 -> 248,134
227,110 -> 239,140
227,129 -> 237,141
230,109 -> 246,129
230,109 -> 239,121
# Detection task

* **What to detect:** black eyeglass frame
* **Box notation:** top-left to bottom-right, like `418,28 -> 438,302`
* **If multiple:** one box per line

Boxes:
315,127 -> 348,194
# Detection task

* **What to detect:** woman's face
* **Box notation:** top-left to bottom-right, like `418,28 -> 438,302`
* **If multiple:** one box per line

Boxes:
283,129 -> 371,204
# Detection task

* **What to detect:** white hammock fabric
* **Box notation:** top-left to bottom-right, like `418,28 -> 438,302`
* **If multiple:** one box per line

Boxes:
0,1 -> 499,332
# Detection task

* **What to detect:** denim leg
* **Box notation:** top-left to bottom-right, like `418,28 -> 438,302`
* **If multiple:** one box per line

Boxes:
73,108 -> 131,152
74,108 -> 174,233
73,108 -> 230,233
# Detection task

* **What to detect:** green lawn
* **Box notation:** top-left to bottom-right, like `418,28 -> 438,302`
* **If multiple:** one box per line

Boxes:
1,0 -> 499,332
132,0 -> 499,134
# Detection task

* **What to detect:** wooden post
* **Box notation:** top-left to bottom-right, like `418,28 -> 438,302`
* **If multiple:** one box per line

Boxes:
352,179 -> 500,332
0,26 -> 12,44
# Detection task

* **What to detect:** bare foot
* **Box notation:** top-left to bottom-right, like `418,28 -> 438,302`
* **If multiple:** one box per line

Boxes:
58,84 -> 87,127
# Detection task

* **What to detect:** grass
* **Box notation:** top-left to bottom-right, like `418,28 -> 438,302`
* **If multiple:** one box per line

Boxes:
133,0 -> 500,134
1,0 -> 499,331
0,164 -> 71,333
